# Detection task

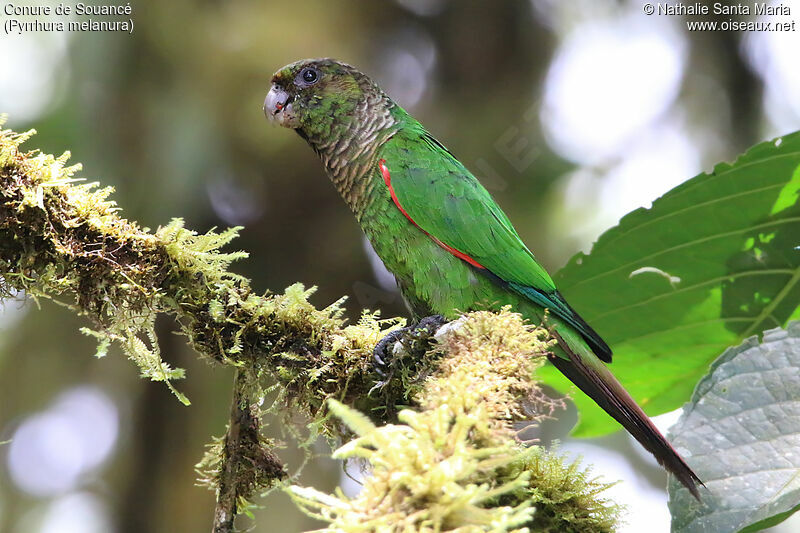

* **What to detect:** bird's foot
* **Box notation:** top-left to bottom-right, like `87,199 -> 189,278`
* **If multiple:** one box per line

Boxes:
371,315 -> 447,390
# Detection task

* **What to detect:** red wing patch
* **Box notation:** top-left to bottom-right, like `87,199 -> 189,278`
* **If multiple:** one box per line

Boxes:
379,159 -> 485,270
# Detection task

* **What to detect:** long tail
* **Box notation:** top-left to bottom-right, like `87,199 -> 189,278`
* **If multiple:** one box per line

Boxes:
548,331 -> 703,500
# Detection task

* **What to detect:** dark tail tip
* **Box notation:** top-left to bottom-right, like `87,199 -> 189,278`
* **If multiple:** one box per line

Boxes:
662,448 -> 704,501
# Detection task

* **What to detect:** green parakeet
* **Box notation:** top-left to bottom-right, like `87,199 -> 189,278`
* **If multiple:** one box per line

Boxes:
265,58 -> 702,498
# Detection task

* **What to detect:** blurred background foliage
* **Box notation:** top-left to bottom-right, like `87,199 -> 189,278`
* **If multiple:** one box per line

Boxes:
0,0 -> 799,532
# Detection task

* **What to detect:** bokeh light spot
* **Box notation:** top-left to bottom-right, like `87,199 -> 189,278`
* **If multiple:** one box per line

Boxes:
541,15 -> 686,164
7,386 -> 119,497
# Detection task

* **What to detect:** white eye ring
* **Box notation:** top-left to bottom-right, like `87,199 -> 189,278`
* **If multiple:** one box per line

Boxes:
297,68 -> 320,86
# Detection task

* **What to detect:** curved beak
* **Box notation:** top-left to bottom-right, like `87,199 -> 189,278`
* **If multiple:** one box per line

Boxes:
264,84 -> 291,125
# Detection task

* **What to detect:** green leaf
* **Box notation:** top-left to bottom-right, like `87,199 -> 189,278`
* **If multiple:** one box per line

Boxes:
667,321 -> 800,533
541,132 -> 800,436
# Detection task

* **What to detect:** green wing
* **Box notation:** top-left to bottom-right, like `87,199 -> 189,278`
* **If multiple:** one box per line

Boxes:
381,127 -> 612,361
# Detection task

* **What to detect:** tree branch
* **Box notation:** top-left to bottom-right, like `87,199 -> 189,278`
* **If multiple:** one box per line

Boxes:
212,369 -> 286,533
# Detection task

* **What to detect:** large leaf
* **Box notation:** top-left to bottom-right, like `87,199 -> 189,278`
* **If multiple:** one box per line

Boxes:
540,132 -> 800,436
667,322 -> 800,533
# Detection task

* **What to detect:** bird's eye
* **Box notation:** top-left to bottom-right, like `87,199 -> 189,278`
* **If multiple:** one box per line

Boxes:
299,68 -> 319,85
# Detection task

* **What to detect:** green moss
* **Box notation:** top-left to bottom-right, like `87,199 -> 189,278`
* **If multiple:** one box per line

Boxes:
509,447 -> 622,533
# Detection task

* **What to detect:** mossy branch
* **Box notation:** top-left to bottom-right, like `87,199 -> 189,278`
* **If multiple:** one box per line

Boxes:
0,122 -> 404,417
0,122 -> 622,532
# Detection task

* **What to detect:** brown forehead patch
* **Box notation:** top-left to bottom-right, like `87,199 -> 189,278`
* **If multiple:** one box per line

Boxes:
271,66 -> 295,84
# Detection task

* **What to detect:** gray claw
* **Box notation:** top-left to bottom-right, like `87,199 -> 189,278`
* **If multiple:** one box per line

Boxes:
371,315 -> 447,386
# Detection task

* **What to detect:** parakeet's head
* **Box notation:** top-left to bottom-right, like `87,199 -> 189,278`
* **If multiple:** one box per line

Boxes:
265,58 -> 384,137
